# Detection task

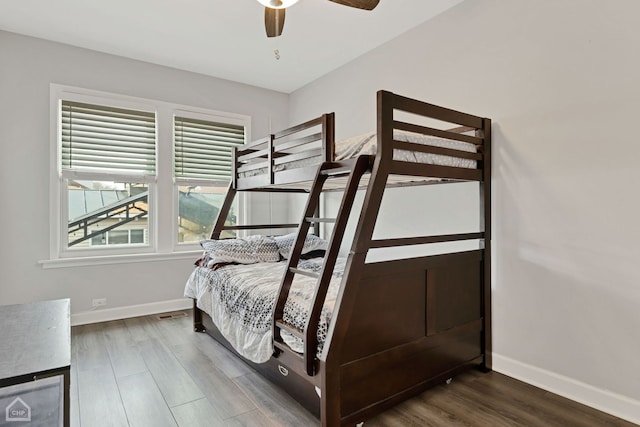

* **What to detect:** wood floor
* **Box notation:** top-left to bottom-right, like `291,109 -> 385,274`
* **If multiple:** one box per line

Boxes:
71,312 -> 635,427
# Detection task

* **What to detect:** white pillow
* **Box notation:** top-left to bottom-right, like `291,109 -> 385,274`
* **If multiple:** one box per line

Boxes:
200,235 -> 280,265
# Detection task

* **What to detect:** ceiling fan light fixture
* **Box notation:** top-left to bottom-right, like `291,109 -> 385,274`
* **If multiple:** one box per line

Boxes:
256,0 -> 299,9
262,0 -> 379,38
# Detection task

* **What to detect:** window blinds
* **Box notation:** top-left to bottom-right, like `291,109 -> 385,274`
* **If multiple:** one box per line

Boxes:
61,101 -> 156,174
174,116 -> 245,181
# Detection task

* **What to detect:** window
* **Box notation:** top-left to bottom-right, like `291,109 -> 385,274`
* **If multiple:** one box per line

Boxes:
90,229 -> 146,246
61,100 -> 155,252
49,85 -> 249,263
174,116 -> 245,243
68,180 -> 150,248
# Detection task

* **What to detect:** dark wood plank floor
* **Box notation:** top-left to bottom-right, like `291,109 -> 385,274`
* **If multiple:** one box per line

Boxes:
71,312 -> 635,427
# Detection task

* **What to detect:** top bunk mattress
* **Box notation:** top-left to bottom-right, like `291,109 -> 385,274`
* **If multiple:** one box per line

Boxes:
335,130 -> 476,168
238,130 -> 477,180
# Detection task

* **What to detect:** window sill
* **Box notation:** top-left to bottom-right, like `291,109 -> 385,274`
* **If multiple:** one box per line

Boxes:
39,250 -> 201,269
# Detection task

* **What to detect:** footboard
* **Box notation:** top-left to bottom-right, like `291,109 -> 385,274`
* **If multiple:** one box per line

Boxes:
323,250 -> 486,425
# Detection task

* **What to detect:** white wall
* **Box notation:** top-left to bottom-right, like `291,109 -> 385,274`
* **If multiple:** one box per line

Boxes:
2,0 -> 639,420
0,31 -> 289,316
290,0 -> 640,421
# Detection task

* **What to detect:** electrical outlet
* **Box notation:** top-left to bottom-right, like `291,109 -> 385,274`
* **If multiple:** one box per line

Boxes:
92,298 -> 107,308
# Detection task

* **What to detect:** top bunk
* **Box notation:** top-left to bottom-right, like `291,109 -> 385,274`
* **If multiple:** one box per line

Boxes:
234,90 -> 490,192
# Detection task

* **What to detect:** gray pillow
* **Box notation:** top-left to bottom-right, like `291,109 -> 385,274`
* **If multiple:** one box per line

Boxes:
200,235 -> 280,265
274,232 -> 328,259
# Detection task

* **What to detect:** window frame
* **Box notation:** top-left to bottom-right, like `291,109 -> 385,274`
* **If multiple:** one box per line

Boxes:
46,84 -> 250,267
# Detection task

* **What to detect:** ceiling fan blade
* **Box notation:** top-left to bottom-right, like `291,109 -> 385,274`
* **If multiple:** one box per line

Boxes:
328,0 -> 380,11
265,7 -> 286,38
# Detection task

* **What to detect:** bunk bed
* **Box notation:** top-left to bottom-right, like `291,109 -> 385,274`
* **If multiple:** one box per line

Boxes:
185,90 -> 492,426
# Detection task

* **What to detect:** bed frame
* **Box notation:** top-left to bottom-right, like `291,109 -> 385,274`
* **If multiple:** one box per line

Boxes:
191,90 -> 491,426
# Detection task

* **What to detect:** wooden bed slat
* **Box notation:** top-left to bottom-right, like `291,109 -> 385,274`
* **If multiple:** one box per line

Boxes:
319,159 -> 367,176
242,136 -> 270,150
222,223 -> 299,231
275,320 -> 305,340
446,125 -> 477,134
305,217 -> 336,223
389,160 -> 483,181
244,187 -> 310,194
274,117 -> 324,139
388,90 -> 484,129
274,133 -> 322,153
393,120 -> 484,146
273,148 -> 322,166
370,232 -> 484,248
236,148 -> 270,162
289,267 -> 320,279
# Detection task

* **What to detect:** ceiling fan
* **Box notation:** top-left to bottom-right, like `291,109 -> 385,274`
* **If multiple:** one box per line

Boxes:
257,0 -> 380,38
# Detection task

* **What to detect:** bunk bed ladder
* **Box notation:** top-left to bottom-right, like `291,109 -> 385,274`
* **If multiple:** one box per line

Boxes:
272,155 -> 371,376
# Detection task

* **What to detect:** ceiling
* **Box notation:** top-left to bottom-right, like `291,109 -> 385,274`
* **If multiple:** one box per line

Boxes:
0,0 -> 463,93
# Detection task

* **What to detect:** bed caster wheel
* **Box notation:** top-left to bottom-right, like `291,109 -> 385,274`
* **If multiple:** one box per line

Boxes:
194,326 -> 205,333
445,378 -> 453,385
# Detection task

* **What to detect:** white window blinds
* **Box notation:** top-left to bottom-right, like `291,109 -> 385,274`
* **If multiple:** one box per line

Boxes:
61,101 -> 156,174
174,116 -> 245,180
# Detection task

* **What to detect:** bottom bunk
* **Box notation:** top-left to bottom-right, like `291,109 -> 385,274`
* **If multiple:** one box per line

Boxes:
189,248 -> 488,426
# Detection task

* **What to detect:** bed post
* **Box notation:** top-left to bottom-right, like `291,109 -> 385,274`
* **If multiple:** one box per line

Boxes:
322,113 -> 335,162
193,299 -> 205,332
210,181 -> 237,240
267,133 -> 275,186
315,92 -> 394,426
350,90 -> 393,254
479,117 -> 492,371
319,360 -> 341,427
200,151 -> 238,330
320,91 -> 393,355
310,112 -> 334,239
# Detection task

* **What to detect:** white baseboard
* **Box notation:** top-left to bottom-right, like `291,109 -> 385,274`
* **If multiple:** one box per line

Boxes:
492,353 -> 640,425
71,298 -> 192,326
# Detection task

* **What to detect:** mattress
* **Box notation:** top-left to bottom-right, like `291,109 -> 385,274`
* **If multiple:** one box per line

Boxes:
184,258 -> 345,363
238,130 -> 477,179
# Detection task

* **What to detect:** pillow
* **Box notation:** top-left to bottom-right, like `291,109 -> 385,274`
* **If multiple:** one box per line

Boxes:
300,249 -> 327,260
200,235 -> 280,265
274,232 -> 328,259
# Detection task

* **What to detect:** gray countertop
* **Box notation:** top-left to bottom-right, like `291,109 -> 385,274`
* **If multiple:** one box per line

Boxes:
0,299 -> 71,382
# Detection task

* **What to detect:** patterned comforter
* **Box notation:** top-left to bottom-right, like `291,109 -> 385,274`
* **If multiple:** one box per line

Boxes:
184,258 -> 345,363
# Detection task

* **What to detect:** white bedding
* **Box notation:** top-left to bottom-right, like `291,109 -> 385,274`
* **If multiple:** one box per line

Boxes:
239,130 -> 476,178
184,258 -> 345,363
335,130 -> 476,168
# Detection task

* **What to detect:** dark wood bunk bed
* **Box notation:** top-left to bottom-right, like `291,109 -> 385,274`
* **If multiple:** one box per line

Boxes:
188,90 -> 492,426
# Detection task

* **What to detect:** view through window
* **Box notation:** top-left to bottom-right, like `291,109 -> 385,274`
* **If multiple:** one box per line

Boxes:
53,87 -> 249,258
